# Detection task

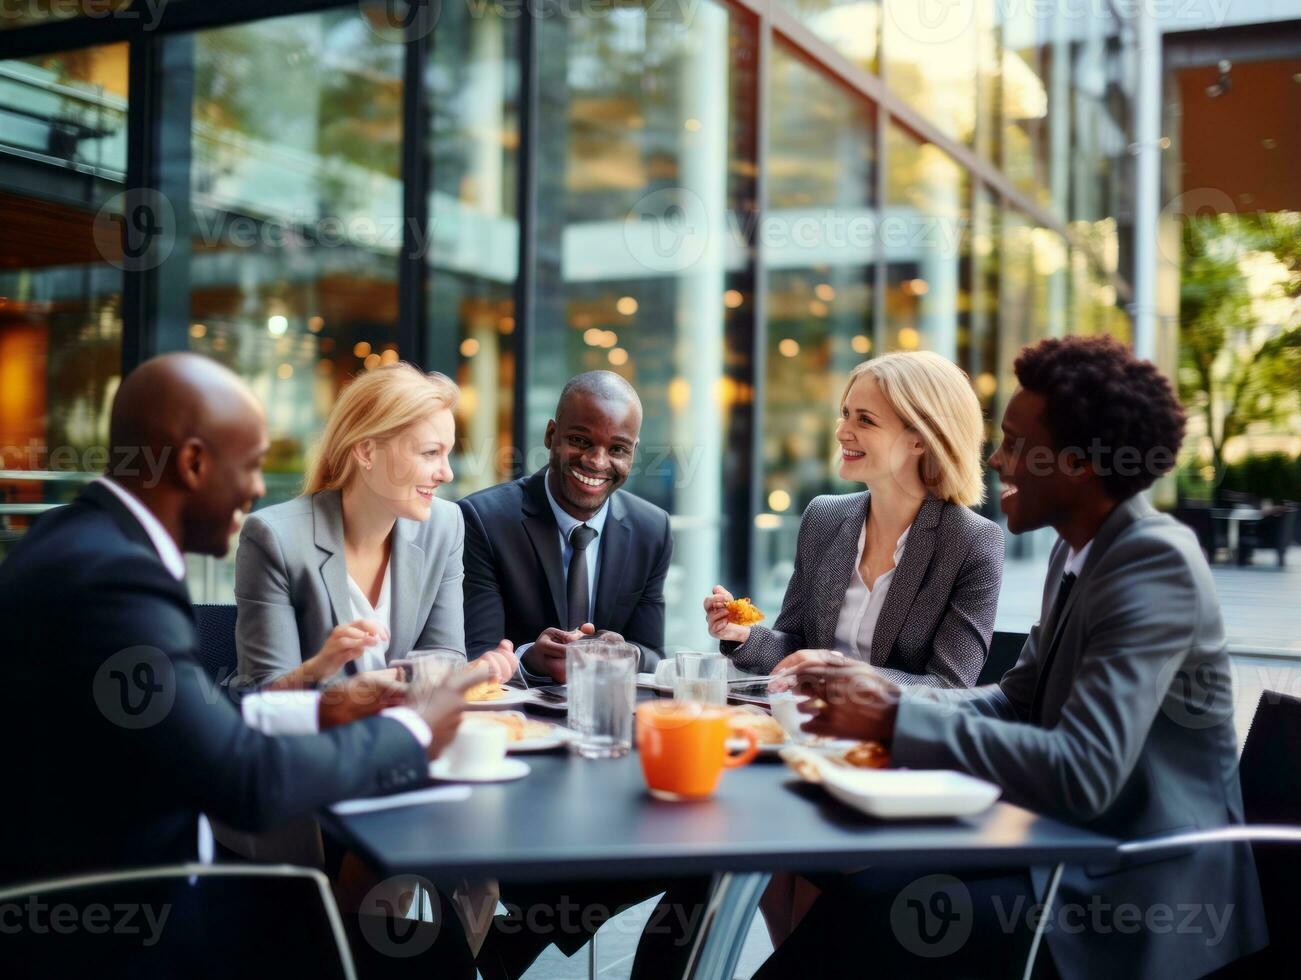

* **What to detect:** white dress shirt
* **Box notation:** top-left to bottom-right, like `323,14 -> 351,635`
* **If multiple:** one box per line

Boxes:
832,523 -> 911,662
94,477 -> 429,746
347,561 -> 392,674
1064,539 -> 1093,577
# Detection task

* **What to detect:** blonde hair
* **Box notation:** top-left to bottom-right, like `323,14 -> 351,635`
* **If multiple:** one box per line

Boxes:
840,351 -> 986,506
305,363 -> 460,495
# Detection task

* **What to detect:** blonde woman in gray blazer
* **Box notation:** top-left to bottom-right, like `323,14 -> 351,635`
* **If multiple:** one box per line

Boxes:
235,363 -> 517,689
706,351 -> 1004,691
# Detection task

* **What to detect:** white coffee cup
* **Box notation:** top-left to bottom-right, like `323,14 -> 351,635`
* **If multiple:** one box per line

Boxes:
446,720 -> 508,776
653,658 -> 678,687
770,693 -> 810,743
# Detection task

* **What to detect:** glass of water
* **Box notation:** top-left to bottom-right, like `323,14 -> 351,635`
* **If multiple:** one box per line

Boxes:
567,638 -> 638,759
673,652 -> 729,705
402,649 -> 467,704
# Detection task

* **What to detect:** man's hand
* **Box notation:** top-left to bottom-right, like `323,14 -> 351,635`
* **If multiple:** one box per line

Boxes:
317,674 -> 407,729
411,662 -> 491,760
792,662 -> 901,743
523,627 -> 582,682
476,639 -> 519,683
704,586 -> 751,645
270,618 -> 388,690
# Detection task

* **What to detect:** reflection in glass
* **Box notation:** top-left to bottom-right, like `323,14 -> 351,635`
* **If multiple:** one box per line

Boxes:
528,1 -> 758,648
780,0 -> 879,73
177,9 -> 404,512
883,126 -> 967,361
427,4 -> 520,498
0,45 -> 128,558
881,0 -> 977,143
756,42 -> 875,615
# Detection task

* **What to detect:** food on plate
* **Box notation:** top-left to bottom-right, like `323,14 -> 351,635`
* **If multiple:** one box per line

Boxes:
726,706 -> 786,745
725,597 -> 765,626
841,740 -> 891,769
465,680 -> 508,703
474,711 -> 555,742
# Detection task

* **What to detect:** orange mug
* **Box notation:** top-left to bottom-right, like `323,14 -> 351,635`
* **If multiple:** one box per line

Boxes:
636,701 -> 759,800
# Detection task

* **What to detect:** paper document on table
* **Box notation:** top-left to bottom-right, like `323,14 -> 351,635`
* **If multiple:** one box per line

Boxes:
331,784 -> 471,815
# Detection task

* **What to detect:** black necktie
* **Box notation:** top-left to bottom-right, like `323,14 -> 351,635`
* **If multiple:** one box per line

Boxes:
566,524 -> 598,629
1030,572 -> 1077,726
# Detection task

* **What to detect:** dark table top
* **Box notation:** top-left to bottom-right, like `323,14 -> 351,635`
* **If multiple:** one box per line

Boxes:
322,750 -> 1118,886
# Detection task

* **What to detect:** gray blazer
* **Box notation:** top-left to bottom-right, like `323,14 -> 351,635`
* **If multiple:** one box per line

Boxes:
893,494 -> 1267,979
234,488 -> 465,686
724,492 -> 1004,687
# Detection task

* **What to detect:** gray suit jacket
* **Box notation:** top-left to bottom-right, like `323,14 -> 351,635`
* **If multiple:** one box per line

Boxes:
724,492 -> 1004,688
234,488 -> 466,686
893,494 -> 1267,979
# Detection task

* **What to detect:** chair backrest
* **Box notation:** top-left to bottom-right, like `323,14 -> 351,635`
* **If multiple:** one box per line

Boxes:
976,630 -> 1027,686
193,603 -> 238,685
0,864 -> 355,980
1237,691 -> 1301,962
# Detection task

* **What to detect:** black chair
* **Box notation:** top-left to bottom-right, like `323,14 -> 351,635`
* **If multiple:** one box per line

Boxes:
0,864 -> 356,980
976,630 -> 1027,686
1239,506 -> 1297,567
193,603 -> 238,685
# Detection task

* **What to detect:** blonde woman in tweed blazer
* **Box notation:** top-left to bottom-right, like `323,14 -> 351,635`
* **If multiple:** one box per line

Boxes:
705,352 -> 1004,690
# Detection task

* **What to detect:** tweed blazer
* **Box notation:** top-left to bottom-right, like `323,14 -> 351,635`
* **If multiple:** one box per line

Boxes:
723,492 -> 1004,687
234,488 -> 465,687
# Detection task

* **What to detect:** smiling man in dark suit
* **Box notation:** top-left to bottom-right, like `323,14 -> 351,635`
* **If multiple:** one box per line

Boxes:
459,370 -> 670,680
459,372 -> 705,980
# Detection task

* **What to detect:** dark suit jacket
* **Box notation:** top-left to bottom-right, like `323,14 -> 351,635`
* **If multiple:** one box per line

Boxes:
0,483 -> 429,884
724,492 -> 1004,687
458,468 -> 670,671
893,494 -> 1267,979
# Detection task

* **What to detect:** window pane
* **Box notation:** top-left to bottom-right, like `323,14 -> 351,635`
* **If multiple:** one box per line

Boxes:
427,3 -> 520,499
882,0 -> 979,144
161,7 -> 404,593
0,44 -> 128,561
528,1 -> 759,649
756,43 -> 876,616
883,125 -> 967,360
780,0 -> 879,73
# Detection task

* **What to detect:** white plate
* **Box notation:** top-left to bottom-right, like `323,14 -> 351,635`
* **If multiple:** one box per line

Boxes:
818,767 -> 1001,819
508,727 -> 573,753
728,737 -> 858,756
428,757 -> 531,783
464,688 -> 535,708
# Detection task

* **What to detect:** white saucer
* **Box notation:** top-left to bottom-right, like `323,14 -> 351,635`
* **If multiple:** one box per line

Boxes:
428,757 -> 531,783
508,728 -> 573,753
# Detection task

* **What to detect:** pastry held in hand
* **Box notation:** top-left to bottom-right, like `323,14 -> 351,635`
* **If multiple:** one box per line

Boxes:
725,597 -> 765,626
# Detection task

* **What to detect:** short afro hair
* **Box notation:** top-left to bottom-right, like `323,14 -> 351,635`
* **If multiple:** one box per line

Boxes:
1014,335 -> 1186,500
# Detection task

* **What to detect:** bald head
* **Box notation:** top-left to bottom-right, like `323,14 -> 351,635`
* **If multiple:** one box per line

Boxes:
109,353 -> 268,556
555,371 -> 641,426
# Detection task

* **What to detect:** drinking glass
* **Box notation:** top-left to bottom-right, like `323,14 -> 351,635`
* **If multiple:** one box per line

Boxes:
403,648 -> 467,704
566,638 -> 638,759
672,652 -> 729,705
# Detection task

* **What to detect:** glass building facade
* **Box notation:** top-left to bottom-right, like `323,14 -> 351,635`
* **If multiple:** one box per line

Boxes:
1,1 -> 1140,648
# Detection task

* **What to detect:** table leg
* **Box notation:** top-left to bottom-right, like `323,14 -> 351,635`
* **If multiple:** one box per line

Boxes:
682,871 -> 771,980
1021,862 -> 1064,980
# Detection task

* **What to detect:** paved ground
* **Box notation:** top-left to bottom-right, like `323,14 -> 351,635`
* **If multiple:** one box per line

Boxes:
512,549 -> 1301,980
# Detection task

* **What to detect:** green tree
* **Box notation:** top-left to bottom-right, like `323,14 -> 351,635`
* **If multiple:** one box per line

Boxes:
1178,212 -> 1301,492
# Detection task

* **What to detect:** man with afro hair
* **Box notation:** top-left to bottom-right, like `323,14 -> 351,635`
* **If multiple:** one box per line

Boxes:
755,336 -> 1266,980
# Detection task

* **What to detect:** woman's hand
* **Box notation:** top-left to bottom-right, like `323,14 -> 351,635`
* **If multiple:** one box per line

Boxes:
768,649 -> 851,692
311,618 -> 388,678
704,586 -> 752,646
476,639 -> 519,683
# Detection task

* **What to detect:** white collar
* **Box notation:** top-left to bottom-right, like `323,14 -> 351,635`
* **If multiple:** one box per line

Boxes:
95,476 -> 187,581
543,468 -> 611,541
1064,539 -> 1093,578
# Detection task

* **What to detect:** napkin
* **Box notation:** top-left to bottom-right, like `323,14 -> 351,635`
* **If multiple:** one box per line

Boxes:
331,784 -> 471,815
